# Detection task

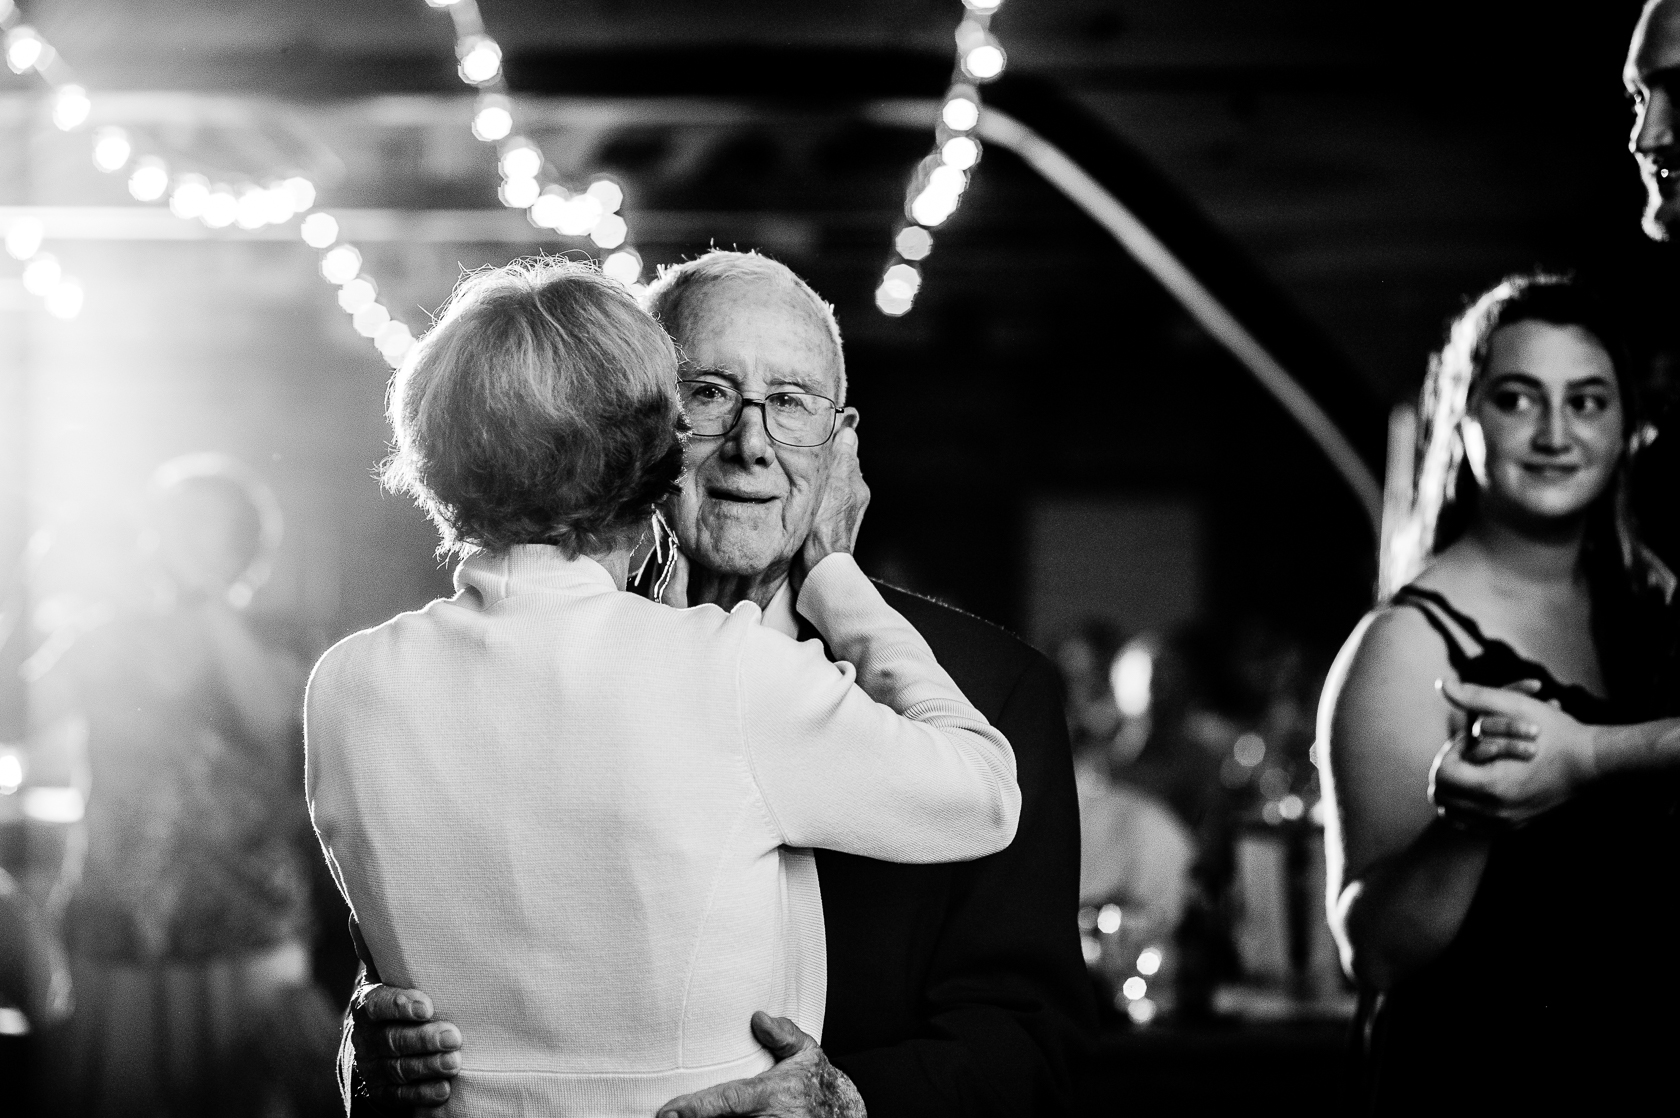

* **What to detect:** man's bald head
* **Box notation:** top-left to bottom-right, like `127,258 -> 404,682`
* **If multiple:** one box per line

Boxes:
1627,0 -> 1680,240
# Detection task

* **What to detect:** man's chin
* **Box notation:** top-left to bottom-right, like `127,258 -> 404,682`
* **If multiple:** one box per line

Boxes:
1644,193 -> 1678,242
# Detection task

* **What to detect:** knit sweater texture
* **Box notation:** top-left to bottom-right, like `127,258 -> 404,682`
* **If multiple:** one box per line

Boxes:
305,547 -> 1018,1118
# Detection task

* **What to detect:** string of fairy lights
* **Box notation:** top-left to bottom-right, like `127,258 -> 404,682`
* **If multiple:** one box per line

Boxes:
423,0 -> 644,294
874,0 -> 1008,317
0,0 -> 641,363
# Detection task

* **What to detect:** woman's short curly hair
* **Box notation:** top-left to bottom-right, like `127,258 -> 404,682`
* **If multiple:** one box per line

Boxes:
383,257 -> 686,559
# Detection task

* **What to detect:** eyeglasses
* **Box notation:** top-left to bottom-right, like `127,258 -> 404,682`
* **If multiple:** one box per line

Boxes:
678,379 -> 840,448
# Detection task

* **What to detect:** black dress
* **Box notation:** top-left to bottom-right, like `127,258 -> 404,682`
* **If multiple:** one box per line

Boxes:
1358,585 -> 1680,1114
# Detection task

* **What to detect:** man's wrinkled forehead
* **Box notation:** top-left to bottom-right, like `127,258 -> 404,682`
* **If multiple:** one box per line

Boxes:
670,277 -> 844,391
1629,0 -> 1680,81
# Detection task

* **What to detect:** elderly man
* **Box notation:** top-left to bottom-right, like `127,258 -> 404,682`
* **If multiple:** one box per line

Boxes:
341,250 -> 1095,1118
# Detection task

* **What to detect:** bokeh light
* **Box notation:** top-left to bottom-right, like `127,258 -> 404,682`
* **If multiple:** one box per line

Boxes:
320,244 -> 363,285
5,217 -> 44,261
602,249 -> 642,286
894,225 -> 934,261
127,157 -> 170,202
941,136 -> 981,171
458,35 -> 502,85
92,127 -> 132,173
472,94 -> 513,142
52,84 -> 91,130
300,212 -> 340,249
44,277 -> 84,320
168,174 -> 211,219
201,185 -> 238,228
21,253 -> 61,296
941,96 -> 980,132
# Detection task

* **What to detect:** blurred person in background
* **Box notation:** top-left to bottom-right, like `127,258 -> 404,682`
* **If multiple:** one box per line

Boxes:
338,250 -> 1094,1118
32,454 -> 339,1118
1321,272 -> 1680,1114
0,866 -> 71,1029
1050,624 -> 1193,934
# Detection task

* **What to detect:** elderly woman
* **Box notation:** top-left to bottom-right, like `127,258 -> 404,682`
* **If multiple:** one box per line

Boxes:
304,259 -> 1019,1118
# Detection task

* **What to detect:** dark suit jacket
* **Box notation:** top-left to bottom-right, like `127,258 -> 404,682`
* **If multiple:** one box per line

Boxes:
802,584 -> 1096,1118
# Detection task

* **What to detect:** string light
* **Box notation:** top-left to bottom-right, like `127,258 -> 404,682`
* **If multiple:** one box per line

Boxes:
876,3 -> 1009,315
0,8 -> 413,357
52,83 -> 90,130
425,0 -> 644,291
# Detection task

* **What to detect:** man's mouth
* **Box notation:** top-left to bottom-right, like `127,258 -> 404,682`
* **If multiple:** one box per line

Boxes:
1522,463 -> 1581,480
707,488 -> 778,504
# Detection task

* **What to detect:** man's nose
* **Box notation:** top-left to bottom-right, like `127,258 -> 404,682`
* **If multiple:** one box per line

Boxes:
1632,87 -> 1675,155
724,402 -> 776,466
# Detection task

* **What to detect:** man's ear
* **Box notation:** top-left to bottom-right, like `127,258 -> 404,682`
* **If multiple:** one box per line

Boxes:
838,407 -> 860,433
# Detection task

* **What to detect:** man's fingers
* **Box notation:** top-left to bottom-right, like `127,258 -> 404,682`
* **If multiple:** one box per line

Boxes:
355,1020 -> 462,1060
390,1080 -> 453,1106
1505,678 -> 1544,696
352,983 -> 434,1025
369,1051 -> 463,1087
748,1010 -> 814,1062
659,1078 -> 769,1118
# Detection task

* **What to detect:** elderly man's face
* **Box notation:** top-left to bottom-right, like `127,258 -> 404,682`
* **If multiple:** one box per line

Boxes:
668,277 -> 856,581
1628,0 -> 1680,240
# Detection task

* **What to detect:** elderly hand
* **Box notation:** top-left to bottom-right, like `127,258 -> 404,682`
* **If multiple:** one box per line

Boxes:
799,427 -> 869,574
657,1012 -> 865,1118
349,978 -> 462,1109
1429,678 -> 1598,827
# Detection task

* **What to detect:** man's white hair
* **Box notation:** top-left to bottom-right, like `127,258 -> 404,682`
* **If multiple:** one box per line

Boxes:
641,249 -> 848,405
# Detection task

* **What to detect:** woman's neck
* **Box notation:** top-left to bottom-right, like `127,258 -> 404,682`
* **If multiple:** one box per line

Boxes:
1462,512 -> 1586,591
588,545 -> 636,590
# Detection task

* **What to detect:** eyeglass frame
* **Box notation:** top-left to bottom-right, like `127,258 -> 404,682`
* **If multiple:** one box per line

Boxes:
676,378 -> 844,448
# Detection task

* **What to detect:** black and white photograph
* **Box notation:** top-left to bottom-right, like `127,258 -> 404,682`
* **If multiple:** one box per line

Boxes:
1,1 -> 1677,1115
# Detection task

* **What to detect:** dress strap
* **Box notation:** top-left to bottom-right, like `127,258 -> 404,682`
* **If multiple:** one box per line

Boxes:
1389,585 -> 1483,672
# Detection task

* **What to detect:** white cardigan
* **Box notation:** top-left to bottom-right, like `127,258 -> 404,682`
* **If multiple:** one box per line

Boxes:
305,547 -> 1018,1118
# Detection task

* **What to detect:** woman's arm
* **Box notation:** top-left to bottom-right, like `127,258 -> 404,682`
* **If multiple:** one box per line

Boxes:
1321,609 -> 1493,991
737,553 -> 1020,863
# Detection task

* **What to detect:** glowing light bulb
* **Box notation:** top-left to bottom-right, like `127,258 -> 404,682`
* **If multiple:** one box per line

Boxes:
910,188 -> 959,227
1136,948 -> 1163,976
586,179 -> 624,213
529,189 -> 566,229
5,218 -> 44,261
590,213 -> 628,249
320,244 -> 362,285
554,193 -> 603,236
498,176 -> 540,209
232,186 -> 268,230
4,26 -> 46,74
52,84 -> 91,130
282,176 -> 316,213
883,263 -> 922,297
202,186 -> 238,228
260,184 -> 298,225
337,277 -> 377,314
44,276 -> 83,320
499,141 -> 542,181
894,225 -> 933,261
169,174 -> 211,219
375,320 -> 414,362
353,302 -> 391,338
874,283 -> 913,317
458,35 -> 502,85
1111,643 -> 1154,718
22,254 -> 61,295
472,95 -> 513,142
941,96 -> 980,132
127,157 -> 169,202
941,135 -> 980,171
963,43 -> 1006,80
300,212 -> 339,249
92,127 -> 132,173
602,249 -> 641,286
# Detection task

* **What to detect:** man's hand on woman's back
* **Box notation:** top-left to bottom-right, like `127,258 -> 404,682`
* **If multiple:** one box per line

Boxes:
349,980 -> 461,1108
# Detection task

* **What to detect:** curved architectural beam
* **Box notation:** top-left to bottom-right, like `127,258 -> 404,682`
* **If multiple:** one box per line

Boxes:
975,106 -> 1384,535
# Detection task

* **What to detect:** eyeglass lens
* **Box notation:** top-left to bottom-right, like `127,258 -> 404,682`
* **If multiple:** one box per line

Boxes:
679,381 -> 836,447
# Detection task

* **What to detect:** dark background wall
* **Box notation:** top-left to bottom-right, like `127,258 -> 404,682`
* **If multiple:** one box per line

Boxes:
2,0 -> 1674,686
